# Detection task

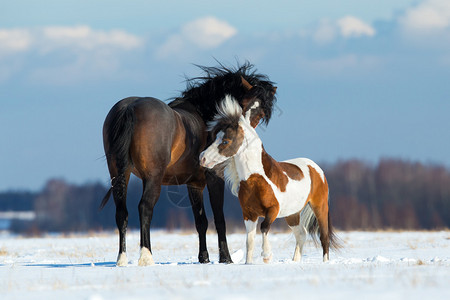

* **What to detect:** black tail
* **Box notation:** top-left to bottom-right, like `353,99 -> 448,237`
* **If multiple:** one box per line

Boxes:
327,213 -> 342,250
100,101 -> 136,210
107,102 -> 136,169
302,204 -> 342,250
302,205 -> 320,247
99,187 -> 112,210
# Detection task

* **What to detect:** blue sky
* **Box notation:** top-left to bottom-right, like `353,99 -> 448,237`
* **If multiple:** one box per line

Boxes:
1,0 -> 449,191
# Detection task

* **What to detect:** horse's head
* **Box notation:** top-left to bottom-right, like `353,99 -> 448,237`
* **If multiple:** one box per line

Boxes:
240,76 -> 277,128
200,95 -> 257,169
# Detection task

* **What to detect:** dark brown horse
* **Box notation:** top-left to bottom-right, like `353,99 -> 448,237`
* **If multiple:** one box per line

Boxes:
101,63 -> 277,266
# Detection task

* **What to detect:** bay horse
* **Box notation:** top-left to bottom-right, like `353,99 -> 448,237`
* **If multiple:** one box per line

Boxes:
199,95 -> 339,264
101,63 -> 277,266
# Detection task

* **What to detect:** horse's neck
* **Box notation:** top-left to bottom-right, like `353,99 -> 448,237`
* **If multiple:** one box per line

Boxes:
175,107 -> 205,136
234,128 -> 265,180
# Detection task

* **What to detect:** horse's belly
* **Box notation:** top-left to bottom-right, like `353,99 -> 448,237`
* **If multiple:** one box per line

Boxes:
274,174 -> 311,218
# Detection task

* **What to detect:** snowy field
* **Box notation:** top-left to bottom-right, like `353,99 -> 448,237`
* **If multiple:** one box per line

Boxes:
1,230 -> 449,300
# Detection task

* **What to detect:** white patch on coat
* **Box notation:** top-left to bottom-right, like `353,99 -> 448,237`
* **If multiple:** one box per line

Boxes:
285,158 -> 325,182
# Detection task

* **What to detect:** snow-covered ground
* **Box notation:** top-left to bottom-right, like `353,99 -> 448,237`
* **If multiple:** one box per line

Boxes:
1,230 -> 449,299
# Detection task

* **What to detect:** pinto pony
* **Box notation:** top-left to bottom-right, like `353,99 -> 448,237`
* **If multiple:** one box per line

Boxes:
101,63 -> 277,266
200,96 -> 339,263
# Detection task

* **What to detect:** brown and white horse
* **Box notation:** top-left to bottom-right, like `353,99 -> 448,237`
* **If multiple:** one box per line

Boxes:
200,96 -> 339,263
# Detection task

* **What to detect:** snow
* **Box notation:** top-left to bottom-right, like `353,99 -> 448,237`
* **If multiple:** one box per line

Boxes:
1,230 -> 449,299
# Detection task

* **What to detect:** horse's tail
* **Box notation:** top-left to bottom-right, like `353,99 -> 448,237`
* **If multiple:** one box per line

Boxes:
100,100 -> 136,210
327,191 -> 342,250
99,187 -> 112,210
300,201 -> 342,250
300,203 -> 319,244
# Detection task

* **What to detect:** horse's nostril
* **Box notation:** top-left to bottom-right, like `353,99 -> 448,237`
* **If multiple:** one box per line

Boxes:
201,156 -> 206,166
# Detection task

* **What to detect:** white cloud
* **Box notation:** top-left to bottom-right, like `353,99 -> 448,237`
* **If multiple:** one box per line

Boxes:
0,26 -> 142,56
181,17 -> 237,49
337,16 -> 376,38
311,16 -> 375,44
400,0 -> 450,32
157,17 -> 236,59
313,20 -> 337,44
0,29 -> 32,54
41,26 -> 142,52
0,26 -> 143,84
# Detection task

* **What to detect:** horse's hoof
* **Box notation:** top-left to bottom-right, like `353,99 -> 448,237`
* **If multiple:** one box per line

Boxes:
292,256 -> 302,262
116,252 -> 128,267
263,254 -> 273,264
138,247 -> 155,266
198,251 -> 210,264
219,256 -> 233,264
219,250 -> 233,264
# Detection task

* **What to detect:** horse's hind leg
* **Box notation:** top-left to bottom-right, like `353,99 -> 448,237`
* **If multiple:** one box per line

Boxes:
187,184 -> 209,263
138,177 -> 163,266
260,206 -> 278,263
292,225 -> 307,262
112,170 -> 131,267
206,171 -> 232,263
286,213 -> 307,262
310,203 -> 330,262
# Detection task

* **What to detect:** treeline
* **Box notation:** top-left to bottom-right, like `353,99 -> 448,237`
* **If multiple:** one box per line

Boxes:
327,159 -> 450,230
1,158 -> 449,233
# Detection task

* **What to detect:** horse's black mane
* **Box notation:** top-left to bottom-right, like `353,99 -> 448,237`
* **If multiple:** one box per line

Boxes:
168,61 -> 277,125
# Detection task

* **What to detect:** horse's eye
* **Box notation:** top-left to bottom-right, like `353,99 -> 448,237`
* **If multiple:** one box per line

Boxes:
221,140 -> 229,145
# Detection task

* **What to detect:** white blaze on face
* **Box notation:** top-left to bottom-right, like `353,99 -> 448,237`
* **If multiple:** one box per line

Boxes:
199,131 -> 229,168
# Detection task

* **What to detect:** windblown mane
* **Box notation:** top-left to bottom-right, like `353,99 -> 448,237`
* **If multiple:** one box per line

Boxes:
168,61 -> 276,125
207,95 -> 242,133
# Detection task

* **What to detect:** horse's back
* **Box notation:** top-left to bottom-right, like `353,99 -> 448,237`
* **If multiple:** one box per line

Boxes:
272,158 -> 327,217
282,158 -> 325,183
104,97 -> 173,132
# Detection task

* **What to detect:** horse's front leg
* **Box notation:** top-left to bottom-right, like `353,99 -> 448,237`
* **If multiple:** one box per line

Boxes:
187,184 -> 210,263
260,206 -> 278,263
206,171 -> 232,263
244,219 -> 258,264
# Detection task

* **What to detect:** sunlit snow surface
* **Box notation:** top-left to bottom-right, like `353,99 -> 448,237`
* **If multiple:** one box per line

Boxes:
1,230 -> 449,299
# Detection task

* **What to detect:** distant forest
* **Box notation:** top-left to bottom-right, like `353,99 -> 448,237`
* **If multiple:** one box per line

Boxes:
1,158 -> 449,234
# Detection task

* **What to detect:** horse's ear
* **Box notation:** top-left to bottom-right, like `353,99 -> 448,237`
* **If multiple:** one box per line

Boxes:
249,110 -> 265,128
241,76 -> 253,91
243,99 -> 265,129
